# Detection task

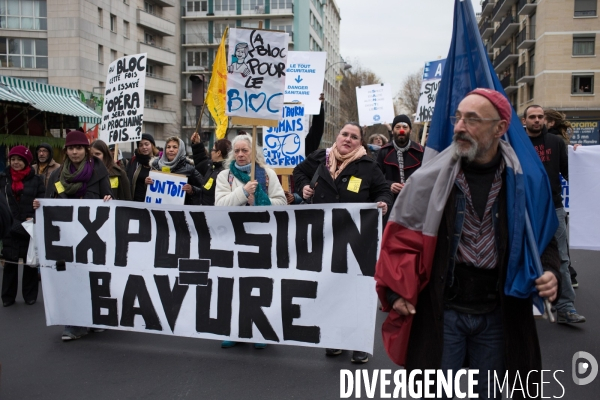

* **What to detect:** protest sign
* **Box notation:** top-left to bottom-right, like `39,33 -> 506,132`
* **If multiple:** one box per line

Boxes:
100,54 -> 147,145
560,174 -> 569,210
355,83 -> 394,127
225,28 -> 289,121
145,171 -> 188,205
414,59 -> 446,123
263,104 -> 309,167
568,145 -> 600,251
284,51 -> 326,115
36,200 -> 380,352
569,121 -> 599,146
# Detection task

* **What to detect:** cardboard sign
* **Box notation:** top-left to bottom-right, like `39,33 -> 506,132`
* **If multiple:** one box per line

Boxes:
414,59 -> 446,123
36,201 -> 381,353
100,54 -> 147,144
263,104 -> 309,167
284,51 -> 327,115
226,28 -> 289,121
145,170 -> 188,205
355,83 -> 395,127
570,121 -> 599,146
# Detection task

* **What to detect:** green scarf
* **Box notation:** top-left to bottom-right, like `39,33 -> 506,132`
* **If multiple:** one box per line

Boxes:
60,157 -> 90,196
229,161 -> 271,206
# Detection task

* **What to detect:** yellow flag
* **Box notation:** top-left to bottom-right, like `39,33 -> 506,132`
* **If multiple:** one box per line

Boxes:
206,27 -> 229,140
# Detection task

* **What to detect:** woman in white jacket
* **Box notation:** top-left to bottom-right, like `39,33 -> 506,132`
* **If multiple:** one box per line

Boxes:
215,134 -> 286,207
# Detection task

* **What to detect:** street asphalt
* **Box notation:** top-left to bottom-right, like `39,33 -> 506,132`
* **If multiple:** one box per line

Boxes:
0,250 -> 598,399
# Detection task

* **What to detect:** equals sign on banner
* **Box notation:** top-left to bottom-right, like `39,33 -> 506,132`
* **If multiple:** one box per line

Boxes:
178,259 -> 211,285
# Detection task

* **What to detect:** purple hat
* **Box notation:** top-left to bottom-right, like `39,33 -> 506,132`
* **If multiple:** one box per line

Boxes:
8,145 -> 33,166
65,128 -> 90,148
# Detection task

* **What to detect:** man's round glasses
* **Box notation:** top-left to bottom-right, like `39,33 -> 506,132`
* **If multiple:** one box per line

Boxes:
450,116 -> 500,127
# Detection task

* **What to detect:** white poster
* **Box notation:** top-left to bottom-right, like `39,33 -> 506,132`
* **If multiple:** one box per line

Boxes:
568,145 -> 600,251
414,59 -> 446,123
263,104 -> 309,168
36,200 -> 380,353
355,83 -> 395,127
100,54 -> 147,144
284,51 -> 326,115
226,28 -> 289,121
145,171 -> 188,205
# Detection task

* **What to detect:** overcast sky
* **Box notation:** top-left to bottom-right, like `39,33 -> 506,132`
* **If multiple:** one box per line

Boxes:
339,0 -> 482,96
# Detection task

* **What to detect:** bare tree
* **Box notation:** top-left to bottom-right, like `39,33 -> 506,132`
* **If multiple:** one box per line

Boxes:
339,61 -> 382,126
395,68 -> 423,117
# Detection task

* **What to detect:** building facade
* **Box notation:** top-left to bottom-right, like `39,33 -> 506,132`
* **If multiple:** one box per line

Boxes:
479,0 -> 599,126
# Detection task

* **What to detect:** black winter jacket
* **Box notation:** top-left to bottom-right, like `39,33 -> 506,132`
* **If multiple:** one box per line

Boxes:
46,157 -> 113,199
191,142 -> 225,205
529,130 -> 568,208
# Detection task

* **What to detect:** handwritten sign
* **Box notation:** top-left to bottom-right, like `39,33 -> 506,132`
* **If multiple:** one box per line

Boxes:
145,171 -> 188,205
100,54 -> 147,144
570,121 -> 599,146
226,28 -> 289,121
263,104 -> 309,167
414,59 -> 446,123
355,83 -> 394,127
284,51 -> 326,115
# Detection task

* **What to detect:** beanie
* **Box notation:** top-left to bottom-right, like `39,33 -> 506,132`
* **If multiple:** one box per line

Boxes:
467,88 -> 512,123
392,115 -> 412,130
8,145 -> 33,166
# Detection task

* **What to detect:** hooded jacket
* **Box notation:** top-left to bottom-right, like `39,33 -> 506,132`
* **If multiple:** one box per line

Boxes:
32,143 -> 61,187
45,157 -> 113,200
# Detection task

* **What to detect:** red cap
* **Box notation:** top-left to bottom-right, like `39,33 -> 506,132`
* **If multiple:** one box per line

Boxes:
8,145 -> 33,166
467,88 -> 512,123
65,128 -> 90,148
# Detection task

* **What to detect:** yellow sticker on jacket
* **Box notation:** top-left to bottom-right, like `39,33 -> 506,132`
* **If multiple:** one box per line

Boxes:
161,166 -> 171,173
110,176 -> 119,188
203,177 -> 214,190
54,181 -> 65,194
347,176 -> 362,193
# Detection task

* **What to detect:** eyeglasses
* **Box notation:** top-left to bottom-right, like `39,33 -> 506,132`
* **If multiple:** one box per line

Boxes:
211,148 -> 217,152
450,116 -> 500,127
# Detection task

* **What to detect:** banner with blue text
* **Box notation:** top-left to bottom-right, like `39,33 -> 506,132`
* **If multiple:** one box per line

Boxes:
263,104 -> 309,167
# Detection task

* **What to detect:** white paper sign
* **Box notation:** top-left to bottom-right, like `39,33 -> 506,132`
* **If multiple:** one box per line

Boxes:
36,200 -> 380,353
414,59 -> 446,123
226,28 -> 289,121
568,145 -> 600,251
284,51 -> 326,115
100,54 -> 147,144
355,83 -> 395,127
145,171 -> 188,205
263,104 -> 309,167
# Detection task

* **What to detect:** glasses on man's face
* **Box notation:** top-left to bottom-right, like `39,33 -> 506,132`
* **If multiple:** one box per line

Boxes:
450,116 -> 500,128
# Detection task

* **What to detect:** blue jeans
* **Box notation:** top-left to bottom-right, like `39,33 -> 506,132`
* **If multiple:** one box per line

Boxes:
554,207 -> 575,312
439,308 -> 505,400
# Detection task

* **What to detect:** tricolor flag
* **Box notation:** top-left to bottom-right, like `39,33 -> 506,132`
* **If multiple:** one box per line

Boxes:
206,28 -> 230,140
375,0 -> 558,366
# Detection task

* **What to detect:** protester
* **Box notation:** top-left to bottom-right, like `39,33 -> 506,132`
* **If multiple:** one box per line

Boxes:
91,140 -> 132,201
190,132 -> 231,205
109,144 -> 129,170
32,143 -> 61,187
215,134 -> 286,349
0,146 -> 45,307
367,133 -> 387,159
36,128 -> 113,340
127,133 -> 159,202
523,105 -> 585,324
147,136 -> 203,205
376,89 -> 560,398
293,122 -> 393,364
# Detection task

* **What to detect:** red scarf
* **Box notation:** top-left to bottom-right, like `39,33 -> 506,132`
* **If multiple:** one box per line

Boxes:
10,166 -> 31,198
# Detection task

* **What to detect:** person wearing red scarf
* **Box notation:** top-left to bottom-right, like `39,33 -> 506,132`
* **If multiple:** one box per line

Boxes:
1,146 -> 45,307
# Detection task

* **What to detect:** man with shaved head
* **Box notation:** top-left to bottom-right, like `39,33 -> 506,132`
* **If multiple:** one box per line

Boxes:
376,89 -> 561,399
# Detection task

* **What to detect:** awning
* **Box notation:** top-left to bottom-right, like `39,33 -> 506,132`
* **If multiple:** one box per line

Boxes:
0,84 -> 28,104
0,76 -> 101,124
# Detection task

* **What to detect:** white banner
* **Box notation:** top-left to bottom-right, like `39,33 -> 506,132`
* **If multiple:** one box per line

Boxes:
568,145 -> 600,251
263,104 -> 309,168
226,28 -> 289,121
145,171 -> 188,205
36,200 -> 380,352
355,83 -> 394,127
414,59 -> 446,123
284,51 -> 327,115
100,54 -> 147,144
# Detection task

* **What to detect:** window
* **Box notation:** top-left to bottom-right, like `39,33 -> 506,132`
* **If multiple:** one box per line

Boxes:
214,0 -> 235,11
528,82 -> 534,101
0,37 -> 47,68
146,63 -> 154,76
271,0 -> 293,9
110,14 -> 116,32
144,1 -> 154,14
187,1 -> 207,11
98,7 -> 102,26
242,0 -> 264,11
574,0 -> 597,16
187,50 -> 208,67
145,32 -> 154,45
573,34 -> 595,56
214,22 -> 235,39
98,44 -> 103,63
241,20 -> 260,28
572,74 -> 594,94
110,49 -> 117,62
0,0 -> 48,30
123,20 -> 129,38
146,94 -> 157,108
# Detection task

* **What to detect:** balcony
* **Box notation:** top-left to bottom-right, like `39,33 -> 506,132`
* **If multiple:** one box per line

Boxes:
500,74 -> 518,94
138,41 -> 176,66
144,107 -> 176,124
145,73 -> 176,95
492,15 -> 519,48
181,33 -> 215,47
153,0 -> 175,7
182,64 -> 209,75
492,0 -> 518,22
481,0 -> 495,18
479,20 -> 494,40
241,2 -> 266,15
516,63 -> 535,84
516,25 -> 536,50
493,44 -> 518,71
137,9 -> 176,36
517,0 -> 537,16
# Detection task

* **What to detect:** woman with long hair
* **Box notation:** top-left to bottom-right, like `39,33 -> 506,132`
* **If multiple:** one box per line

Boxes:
190,132 -> 231,205
544,109 -> 573,144
91,140 -> 132,200
127,133 -> 159,202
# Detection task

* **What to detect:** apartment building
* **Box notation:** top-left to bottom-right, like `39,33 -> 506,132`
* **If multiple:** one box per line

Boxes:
0,0 -> 181,141
479,0 -> 599,122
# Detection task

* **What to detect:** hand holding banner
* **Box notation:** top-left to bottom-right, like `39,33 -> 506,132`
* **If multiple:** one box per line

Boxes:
145,171 -> 188,205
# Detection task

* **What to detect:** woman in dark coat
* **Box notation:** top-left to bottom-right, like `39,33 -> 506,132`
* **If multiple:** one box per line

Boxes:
190,132 -> 231,205
91,140 -> 132,200
1,146 -> 45,307
127,133 -> 159,202
293,122 -> 393,364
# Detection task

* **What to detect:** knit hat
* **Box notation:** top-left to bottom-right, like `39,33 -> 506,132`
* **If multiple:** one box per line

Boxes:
392,115 -> 412,130
138,133 -> 156,147
8,145 -> 33,166
65,128 -> 90,147
35,143 -> 54,162
467,88 -> 512,123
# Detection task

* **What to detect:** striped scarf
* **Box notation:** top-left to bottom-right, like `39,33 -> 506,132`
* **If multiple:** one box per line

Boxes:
392,139 -> 412,184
